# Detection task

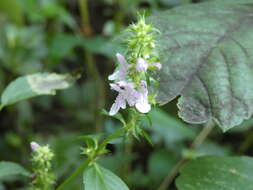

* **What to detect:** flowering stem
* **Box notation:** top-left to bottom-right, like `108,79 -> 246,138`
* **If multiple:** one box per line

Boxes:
122,135 -> 134,179
56,127 -> 127,190
156,121 -> 215,190
30,143 -> 55,190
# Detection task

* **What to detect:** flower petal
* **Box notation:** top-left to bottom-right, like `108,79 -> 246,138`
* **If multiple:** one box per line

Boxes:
108,53 -> 129,81
110,83 -> 122,92
116,53 -> 128,80
30,141 -> 40,151
136,102 -> 151,113
108,71 -> 119,81
136,58 -> 148,72
135,80 -> 151,113
109,93 -> 126,115
109,102 -> 120,115
153,62 -> 162,70
116,53 -> 127,66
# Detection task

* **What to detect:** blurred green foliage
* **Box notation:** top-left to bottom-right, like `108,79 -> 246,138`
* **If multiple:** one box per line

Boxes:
0,0 -> 253,190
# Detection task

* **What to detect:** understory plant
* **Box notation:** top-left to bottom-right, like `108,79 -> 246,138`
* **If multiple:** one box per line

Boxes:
1,0 -> 253,190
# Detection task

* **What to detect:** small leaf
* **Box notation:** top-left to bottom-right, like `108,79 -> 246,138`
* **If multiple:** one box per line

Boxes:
83,164 -> 129,190
150,0 -> 253,131
101,109 -> 126,125
0,161 -> 30,180
1,72 -> 78,108
140,129 -> 153,146
176,156 -> 253,190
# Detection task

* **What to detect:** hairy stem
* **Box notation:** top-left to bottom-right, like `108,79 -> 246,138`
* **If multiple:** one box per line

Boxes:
121,135 -> 134,179
157,121 -> 215,190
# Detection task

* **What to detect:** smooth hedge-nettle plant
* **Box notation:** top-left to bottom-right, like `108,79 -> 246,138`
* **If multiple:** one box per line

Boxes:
107,16 -> 161,140
79,16 -> 161,166
109,16 -> 161,115
70,15 -> 163,190
59,15 -> 163,190
2,1 -> 253,190
30,142 -> 55,190
2,1 -> 253,189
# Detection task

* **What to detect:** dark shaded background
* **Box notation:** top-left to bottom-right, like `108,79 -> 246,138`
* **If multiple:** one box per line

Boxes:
0,0 -> 252,189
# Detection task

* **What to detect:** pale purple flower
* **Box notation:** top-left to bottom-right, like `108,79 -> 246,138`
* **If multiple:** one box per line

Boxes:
153,62 -> 162,70
108,53 -> 128,81
108,53 -> 153,115
136,58 -> 148,72
109,80 -> 151,115
109,81 -> 139,115
135,81 -> 151,113
30,141 -> 40,151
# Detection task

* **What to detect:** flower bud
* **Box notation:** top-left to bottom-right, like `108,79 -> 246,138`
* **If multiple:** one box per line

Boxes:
30,141 -> 40,152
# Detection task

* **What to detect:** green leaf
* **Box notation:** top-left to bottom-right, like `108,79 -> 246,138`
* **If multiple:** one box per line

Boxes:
82,36 -> 125,58
182,141 -> 231,160
83,164 -> 129,190
101,109 -> 126,125
176,156 -> 253,190
148,149 -> 177,184
195,141 -> 231,156
151,0 -> 253,131
0,0 -> 24,25
160,0 -> 191,7
49,33 -> 80,60
1,72 -> 78,108
0,183 -> 5,190
148,108 -> 196,144
0,25 -> 46,74
229,117 -> 253,133
0,161 -> 30,180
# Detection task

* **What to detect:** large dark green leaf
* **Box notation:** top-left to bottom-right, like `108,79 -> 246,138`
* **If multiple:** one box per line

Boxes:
83,164 -> 129,190
176,156 -> 253,190
151,0 -> 253,131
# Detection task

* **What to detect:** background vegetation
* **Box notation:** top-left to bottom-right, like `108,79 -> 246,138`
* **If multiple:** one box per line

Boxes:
0,0 -> 252,189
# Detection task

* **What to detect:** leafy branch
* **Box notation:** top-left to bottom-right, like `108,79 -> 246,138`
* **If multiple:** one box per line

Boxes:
56,125 -> 128,190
